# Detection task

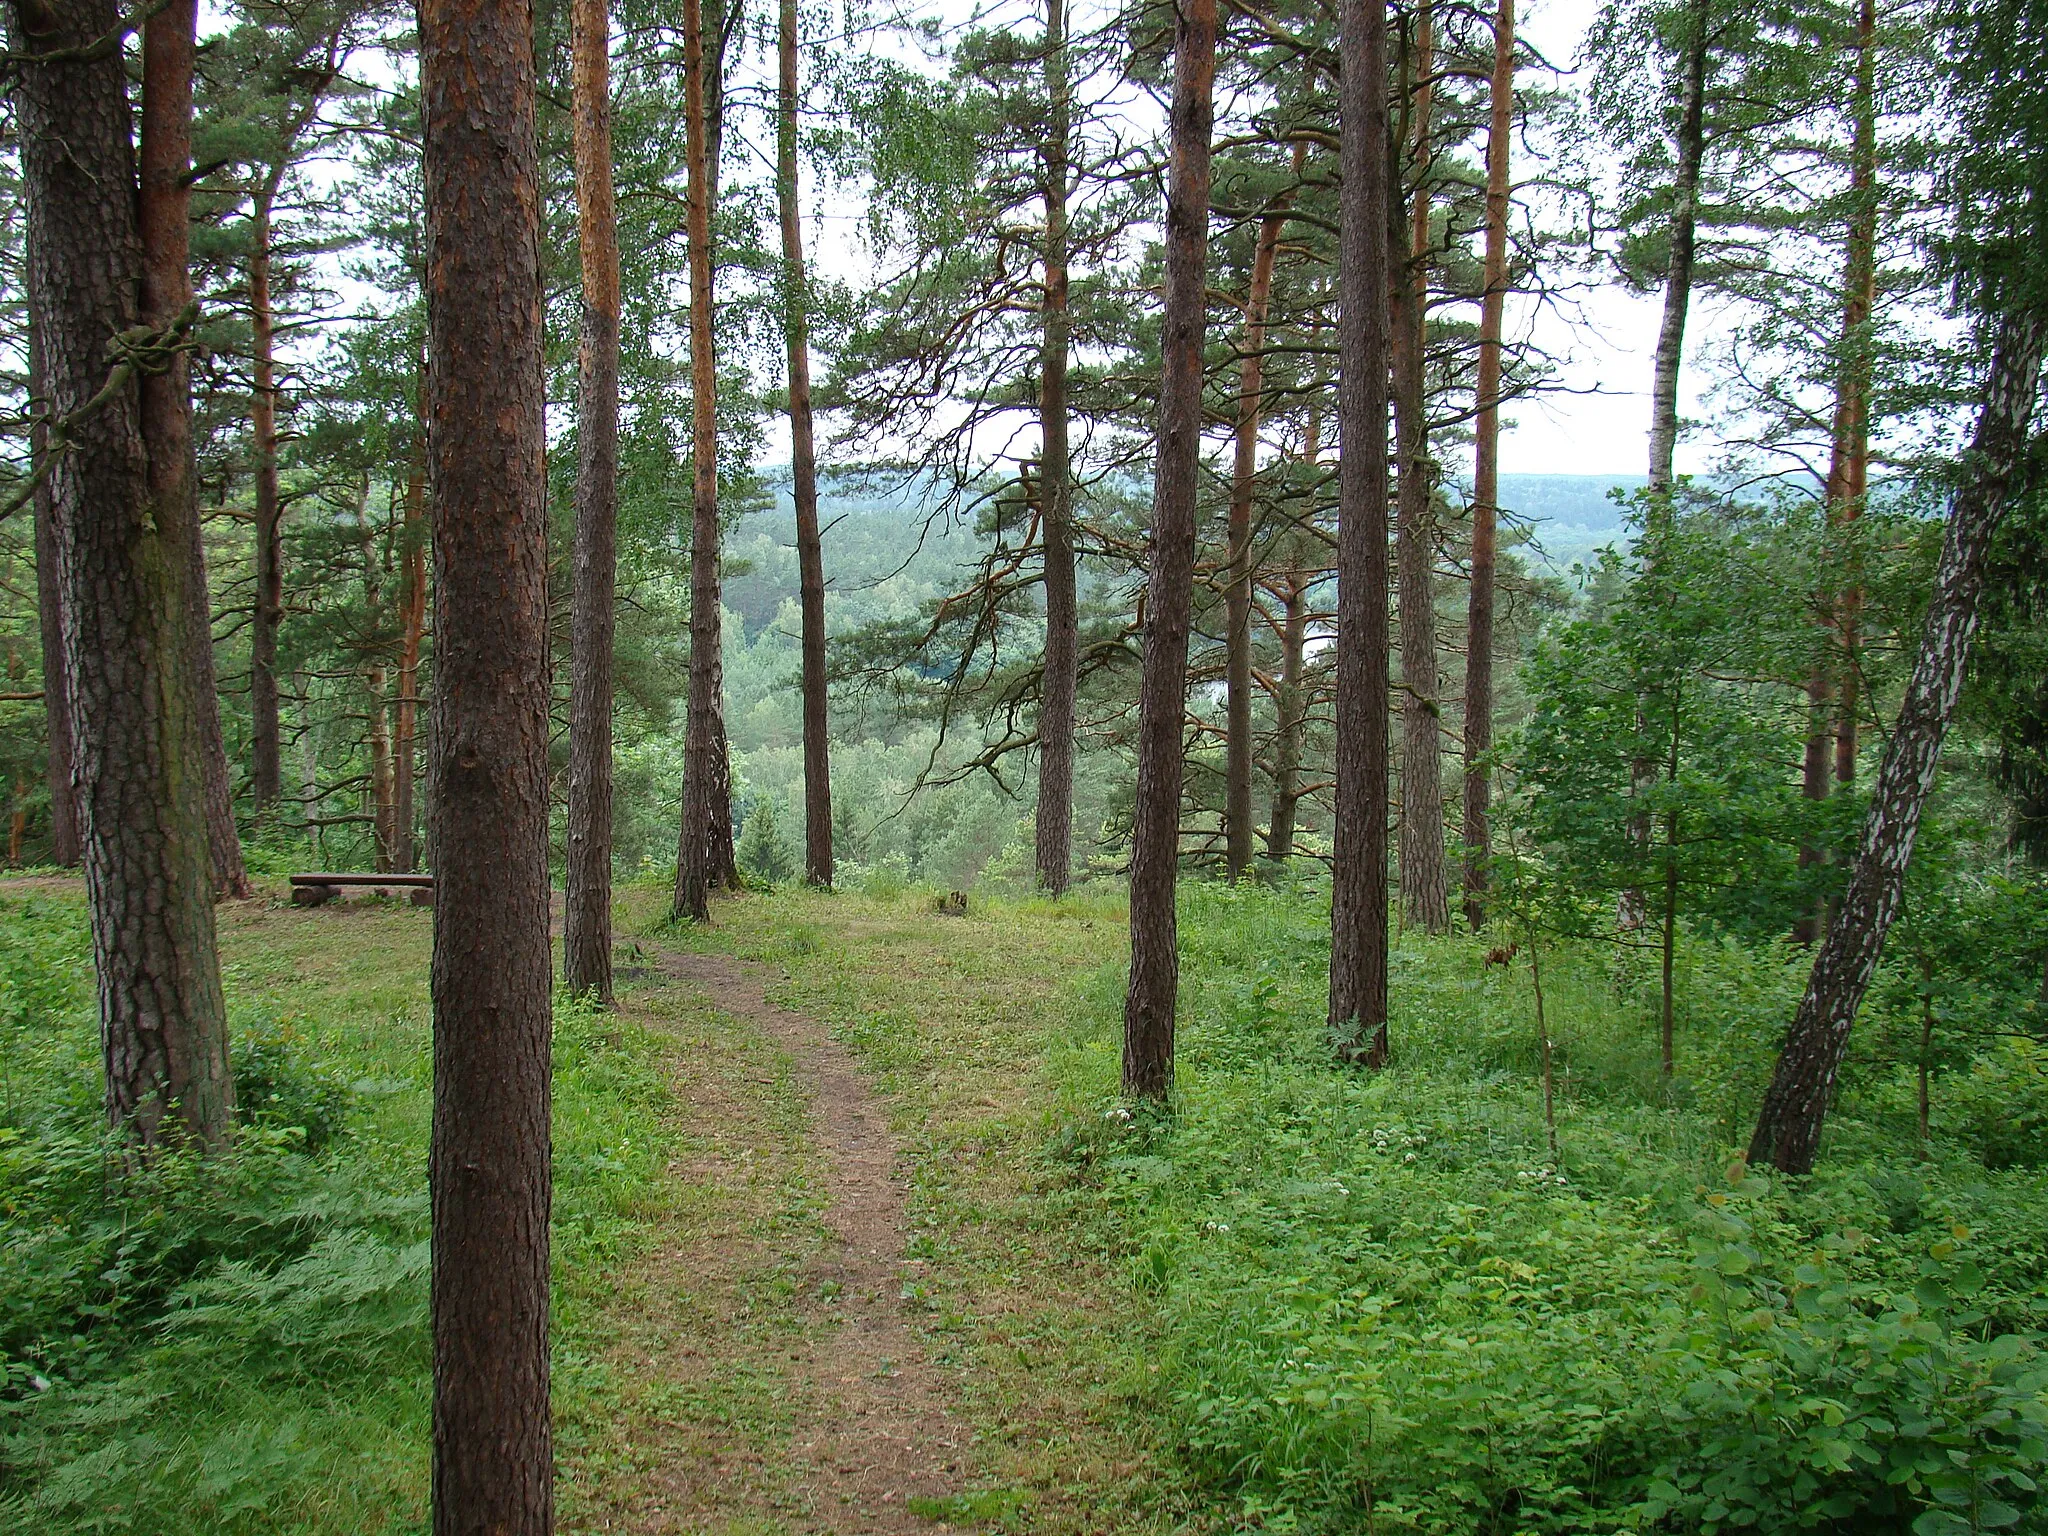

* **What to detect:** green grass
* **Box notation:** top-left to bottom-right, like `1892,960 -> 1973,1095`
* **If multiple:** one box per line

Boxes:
0,884 -> 692,1535
678,877 -> 2048,1536
8,873 -> 2046,1534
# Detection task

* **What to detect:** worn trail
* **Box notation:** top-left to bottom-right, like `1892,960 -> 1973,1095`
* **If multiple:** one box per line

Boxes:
572,940 -> 965,1534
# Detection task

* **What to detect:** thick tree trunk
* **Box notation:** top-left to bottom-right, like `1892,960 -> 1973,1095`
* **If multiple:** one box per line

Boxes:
138,0 -> 247,900
1330,0 -> 1393,1066
565,0 -> 619,999
248,188 -> 285,814
1748,309 -> 2044,1175
1121,0 -> 1216,1102
12,0 -> 233,1146
26,311 -> 79,866
674,0 -> 725,923
1392,27 -> 1447,931
1225,174 -> 1293,881
780,0 -> 833,890
1647,0 -> 1710,490
419,0 -> 555,1517
1463,0 -> 1513,930
1035,0 -> 1077,896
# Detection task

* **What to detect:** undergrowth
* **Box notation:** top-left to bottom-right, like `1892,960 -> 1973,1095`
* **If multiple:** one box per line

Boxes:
0,891 -> 681,1535
1036,881 -> 2048,1535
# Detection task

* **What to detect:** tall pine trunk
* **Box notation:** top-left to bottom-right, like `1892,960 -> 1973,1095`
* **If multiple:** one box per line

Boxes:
248,186 -> 285,814
780,0 -> 834,890
1225,169 -> 1293,880
139,0 -> 247,900
11,0 -> 232,1145
1265,548 -> 1310,860
420,0 -> 556,1513
1463,0 -> 1513,930
393,433 -> 425,871
1035,0 -> 1077,895
674,0 -> 725,923
1393,8 -> 1447,932
1330,0 -> 1393,1065
1829,0 -> 1878,792
566,0 -> 619,998
1748,308 -> 2045,1175
26,311 -> 78,866
1121,0 -> 1216,1101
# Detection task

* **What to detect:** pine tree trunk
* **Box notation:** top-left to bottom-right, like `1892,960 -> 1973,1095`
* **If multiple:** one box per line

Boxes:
394,438 -> 425,872
420,0 -> 555,1513
1225,173 -> 1292,881
780,0 -> 834,890
138,0 -> 247,900
674,0 -> 725,923
1748,308 -> 2045,1175
1034,0 -> 1077,896
565,0 -> 619,999
1121,0 -> 1216,1101
1830,0 -> 1878,790
249,187 -> 285,814
26,310 -> 79,867
1330,0 -> 1393,1066
11,0 -> 233,1146
1647,0 -> 1710,490
1463,0 -> 1513,930
1393,22 -> 1447,932
1265,552 -> 1309,860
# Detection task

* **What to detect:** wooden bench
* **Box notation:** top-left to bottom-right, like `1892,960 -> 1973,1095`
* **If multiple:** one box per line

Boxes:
290,872 -> 435,908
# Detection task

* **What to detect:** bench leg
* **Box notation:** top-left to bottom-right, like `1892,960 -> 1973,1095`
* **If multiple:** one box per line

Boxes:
409,886 -> 435,908
291,884 -> 340,908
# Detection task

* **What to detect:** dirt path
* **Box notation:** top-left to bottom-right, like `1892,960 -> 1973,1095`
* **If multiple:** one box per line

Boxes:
573,943 -> 968,1534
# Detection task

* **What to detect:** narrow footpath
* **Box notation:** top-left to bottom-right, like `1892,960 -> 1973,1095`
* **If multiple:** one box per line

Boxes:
563,942 -> 967,1534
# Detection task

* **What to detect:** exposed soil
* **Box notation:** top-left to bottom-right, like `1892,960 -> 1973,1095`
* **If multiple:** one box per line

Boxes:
578,942 -> 966,1534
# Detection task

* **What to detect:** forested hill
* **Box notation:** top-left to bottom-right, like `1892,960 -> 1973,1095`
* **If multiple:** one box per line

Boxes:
724,469 -> 1648,636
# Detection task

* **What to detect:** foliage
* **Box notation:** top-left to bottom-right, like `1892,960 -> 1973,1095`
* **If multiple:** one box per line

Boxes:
1035,883 -> 2048,1535
0,893 -> 684,1534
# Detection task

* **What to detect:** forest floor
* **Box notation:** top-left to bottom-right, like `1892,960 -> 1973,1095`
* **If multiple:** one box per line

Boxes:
559,883 -> 1187,1535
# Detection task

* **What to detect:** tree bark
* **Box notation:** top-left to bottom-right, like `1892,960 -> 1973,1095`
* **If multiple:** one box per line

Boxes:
674,0 -> 725,924
1265,550 -> 1309,860
1794,0 -> 1878,943
394,431 -> 425,872
1034,0 -> 1077,896
1225,169 -> 1293,881
1121,0 -> 1216,1101
248,186 -> 285,814
566,0 -> 619,999
26,309 -> 79,867
1748,308 -> 2044,1175
1463,0 -> 1513,930
1647,0 -> 1710,490
1393,16 -> 1447,931
420,0 -> 555,1514
11,0 -> 233,1146
780,0 -> 833,890
358,485 -> 395,872
1829,0 -> 1878,791
1330,0 -> 1394,1065
138,0 -> 247,900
